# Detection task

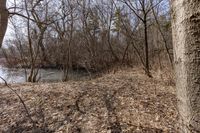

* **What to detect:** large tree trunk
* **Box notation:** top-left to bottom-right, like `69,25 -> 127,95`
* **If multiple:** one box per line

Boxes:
0,0 -> 8,47
171,0 -> 200,132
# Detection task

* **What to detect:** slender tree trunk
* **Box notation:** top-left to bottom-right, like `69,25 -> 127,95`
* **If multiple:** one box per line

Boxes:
171,0 -> 200,132
144,18 -> 151,77
151,6 -> 173,68
38,28 -> 48,63
0,0 -> 8,47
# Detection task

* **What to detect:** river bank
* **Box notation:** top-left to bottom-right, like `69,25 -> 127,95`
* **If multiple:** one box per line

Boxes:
0,65 -> 92,83
0,68 -> 178,132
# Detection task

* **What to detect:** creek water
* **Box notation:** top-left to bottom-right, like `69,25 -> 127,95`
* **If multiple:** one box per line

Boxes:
0,66 -> 89,83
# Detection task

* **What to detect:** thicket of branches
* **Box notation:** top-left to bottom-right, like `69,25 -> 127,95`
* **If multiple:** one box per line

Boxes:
2,0 -> 172,82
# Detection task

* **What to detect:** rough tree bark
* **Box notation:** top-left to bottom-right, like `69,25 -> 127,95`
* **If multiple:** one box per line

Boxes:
0,0 -> 8,47
171,0 -> 200,132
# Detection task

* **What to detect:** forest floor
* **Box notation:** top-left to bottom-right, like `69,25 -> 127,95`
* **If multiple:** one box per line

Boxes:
0,67 -> 178,133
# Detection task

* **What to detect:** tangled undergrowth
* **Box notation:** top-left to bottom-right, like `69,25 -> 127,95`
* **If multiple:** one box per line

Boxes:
0,68 -> 178,133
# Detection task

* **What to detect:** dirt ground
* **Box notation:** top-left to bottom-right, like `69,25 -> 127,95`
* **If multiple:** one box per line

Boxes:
0,68 -> 178,133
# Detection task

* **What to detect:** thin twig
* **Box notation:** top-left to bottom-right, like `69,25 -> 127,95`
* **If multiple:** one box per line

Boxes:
0,76 -> 36,128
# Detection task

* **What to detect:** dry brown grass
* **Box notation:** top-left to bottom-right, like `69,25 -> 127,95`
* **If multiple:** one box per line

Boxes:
0,68 -> 178,133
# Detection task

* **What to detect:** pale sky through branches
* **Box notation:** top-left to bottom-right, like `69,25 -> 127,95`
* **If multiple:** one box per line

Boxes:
3,0 -> 170,47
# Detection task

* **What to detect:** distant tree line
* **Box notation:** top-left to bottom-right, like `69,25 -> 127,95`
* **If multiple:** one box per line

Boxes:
1,0 -> 172,82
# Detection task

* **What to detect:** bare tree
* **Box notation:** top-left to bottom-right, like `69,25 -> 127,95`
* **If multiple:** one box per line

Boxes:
30,0 -> 54,64
150,0 -> 173,68
121,0 -> 163,77
54,0 -> 76,81
24,0 -> 39,82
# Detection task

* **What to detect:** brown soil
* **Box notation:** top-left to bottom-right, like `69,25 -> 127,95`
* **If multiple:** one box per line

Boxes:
0,68 -> 178,133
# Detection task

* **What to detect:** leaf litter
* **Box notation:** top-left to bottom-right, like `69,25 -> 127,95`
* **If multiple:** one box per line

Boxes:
0,68 -> 178,133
